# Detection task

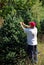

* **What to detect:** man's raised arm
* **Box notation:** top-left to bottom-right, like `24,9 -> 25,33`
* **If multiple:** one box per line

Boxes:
20,22 -> 30,29
20,22 -> 24,29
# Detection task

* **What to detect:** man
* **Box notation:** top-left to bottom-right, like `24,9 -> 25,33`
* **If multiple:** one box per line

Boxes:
20,21 -> 38,64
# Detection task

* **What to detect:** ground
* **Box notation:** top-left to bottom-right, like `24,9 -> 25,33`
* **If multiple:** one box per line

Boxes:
37,42 -> 44,65
29,42 -> 44,65
19,42 -> 44,65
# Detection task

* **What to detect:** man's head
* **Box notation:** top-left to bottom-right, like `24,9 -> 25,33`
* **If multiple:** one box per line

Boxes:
28,21 -> 36,28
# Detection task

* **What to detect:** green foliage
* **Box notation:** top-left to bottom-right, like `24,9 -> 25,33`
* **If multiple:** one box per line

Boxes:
40,0 -> 44,6
0,0 -> 44,65
0,14 -> 27,65
40,19 -> 44,33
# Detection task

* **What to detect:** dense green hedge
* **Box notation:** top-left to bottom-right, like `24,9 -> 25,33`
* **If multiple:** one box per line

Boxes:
0,14 -> 27,65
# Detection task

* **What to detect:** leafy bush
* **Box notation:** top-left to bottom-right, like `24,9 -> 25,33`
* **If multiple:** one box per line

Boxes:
40,20 -> 44,34
0,14 -> 27,65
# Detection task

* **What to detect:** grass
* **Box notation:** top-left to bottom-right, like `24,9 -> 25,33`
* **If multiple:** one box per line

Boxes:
19,42 -> 44,65
37,42 -> 44,65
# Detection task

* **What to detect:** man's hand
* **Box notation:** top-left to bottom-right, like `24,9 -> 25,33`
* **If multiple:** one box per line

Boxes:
20,22 -> 30,28
22,22 -> 25,25
20,22 -> 24,29
20,22 -> 23,25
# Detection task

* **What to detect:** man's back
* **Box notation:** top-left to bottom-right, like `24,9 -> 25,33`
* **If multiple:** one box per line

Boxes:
24,27 -> 37,45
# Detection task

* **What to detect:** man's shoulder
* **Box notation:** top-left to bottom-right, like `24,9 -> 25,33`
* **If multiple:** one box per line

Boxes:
24,28 -> 30,30
34,27 -> 37,33
34,27 -> 37,30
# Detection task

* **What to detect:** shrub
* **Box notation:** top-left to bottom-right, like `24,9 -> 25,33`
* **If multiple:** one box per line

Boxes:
40,20 -> 44,34
0,14 -> 27,65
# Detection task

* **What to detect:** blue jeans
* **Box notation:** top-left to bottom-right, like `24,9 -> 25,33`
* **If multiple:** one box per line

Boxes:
27,45 -> 38,63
